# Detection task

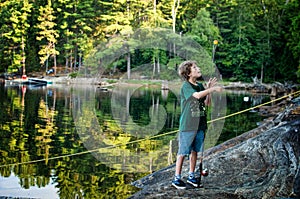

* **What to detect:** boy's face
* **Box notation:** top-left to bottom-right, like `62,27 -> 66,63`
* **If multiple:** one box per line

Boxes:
188,64 -> 202,79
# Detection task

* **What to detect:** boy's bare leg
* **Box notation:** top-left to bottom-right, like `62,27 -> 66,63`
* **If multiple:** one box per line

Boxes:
189,151 -> 197,173
172,155 -> 187,189
175,155 -> 185,176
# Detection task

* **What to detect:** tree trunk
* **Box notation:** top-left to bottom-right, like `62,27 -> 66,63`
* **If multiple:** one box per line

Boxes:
127,50 -> 131,79
46,53 -> 49,74
78,53 -> 82,68
70,50 -> 73,71
157,56 -> 160,74
74,44 -> 78,70
260,63 -> 264,84
152,56 -> 156,79
54,44 -> 57,76
171,0 -> 180,33
21,35 -> 26,76
65,57 -> 68,73
172,0 -> 180,56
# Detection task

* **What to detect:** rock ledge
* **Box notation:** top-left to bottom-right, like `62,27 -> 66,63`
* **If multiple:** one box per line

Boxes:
130,97 -> 300,199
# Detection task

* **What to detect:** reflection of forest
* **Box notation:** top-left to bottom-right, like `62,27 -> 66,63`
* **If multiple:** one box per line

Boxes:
0,85 -> 268,198
215,90 -> 267,145
74,85 -> 181,173
0,85 -> 144,198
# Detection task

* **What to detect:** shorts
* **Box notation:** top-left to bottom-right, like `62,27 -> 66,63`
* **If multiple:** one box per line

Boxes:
177,130 -> 205,156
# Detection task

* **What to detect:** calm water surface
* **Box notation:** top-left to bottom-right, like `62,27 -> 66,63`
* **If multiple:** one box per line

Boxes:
0,83 -> 268,198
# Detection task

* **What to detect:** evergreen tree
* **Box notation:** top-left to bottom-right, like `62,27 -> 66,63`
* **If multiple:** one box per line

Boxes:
36,0 -> 59,74
176,0 -> 206,32
224,0 -> 258,81
282,0 -> 300,82
189,8 -> 220,51
0,0 -> 298,82
0,0 -> 32,74
53,0 -> 96,72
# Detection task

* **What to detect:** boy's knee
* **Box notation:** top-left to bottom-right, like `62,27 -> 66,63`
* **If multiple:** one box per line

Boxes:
177,154 -> 188,159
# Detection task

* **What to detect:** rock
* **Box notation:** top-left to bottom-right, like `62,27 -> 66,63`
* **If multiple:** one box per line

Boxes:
224,82 -> 270,93
224,82 -> 299,95
130,97 -> 300,199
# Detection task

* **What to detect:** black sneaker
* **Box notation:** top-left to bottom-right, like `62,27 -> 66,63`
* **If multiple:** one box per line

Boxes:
172,178 -> 186,189
187,176 -> 203,188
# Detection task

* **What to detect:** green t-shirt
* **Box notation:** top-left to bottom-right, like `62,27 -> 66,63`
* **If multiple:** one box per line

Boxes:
179,81 -> 207,132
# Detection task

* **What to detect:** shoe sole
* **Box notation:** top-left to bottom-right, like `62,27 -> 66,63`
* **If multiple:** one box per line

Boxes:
187,180 -> 198,187
172,183 -> 186,189
187,180 -> 203,188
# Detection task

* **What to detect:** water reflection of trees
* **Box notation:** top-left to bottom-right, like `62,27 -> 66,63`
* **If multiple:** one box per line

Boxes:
0,86 -> 269,198
0,86 -> 142,198
216,91 -> 267,145
74,85 -> 180,174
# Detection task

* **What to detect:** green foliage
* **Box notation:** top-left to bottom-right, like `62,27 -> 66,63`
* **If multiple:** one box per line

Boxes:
69,72 -> 78,78
0,0 -> 299,83
0,0 -> 32,73
285,0 -> 300,83
36,0 -> 59,68
189,8 -> 220,50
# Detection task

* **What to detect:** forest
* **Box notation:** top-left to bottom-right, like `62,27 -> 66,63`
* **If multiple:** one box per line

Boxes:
0,0 -> 299,83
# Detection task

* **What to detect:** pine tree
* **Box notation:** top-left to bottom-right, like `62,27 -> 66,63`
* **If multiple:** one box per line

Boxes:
36,0 -> 59,75
189,8 -> 220,51
0,0 -> 32,74
285,0 -> 300,82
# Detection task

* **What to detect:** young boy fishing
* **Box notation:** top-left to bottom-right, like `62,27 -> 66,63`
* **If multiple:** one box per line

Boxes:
172,60 -> 222,189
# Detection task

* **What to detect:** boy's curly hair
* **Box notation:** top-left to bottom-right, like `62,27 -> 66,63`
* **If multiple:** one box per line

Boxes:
178,60 -> 197,81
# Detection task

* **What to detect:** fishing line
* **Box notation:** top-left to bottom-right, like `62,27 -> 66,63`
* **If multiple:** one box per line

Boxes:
208,89 -> 300,123
0,90 -> 299,168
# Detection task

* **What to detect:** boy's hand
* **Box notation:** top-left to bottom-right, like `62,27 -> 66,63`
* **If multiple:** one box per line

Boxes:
207,77 -> 218,88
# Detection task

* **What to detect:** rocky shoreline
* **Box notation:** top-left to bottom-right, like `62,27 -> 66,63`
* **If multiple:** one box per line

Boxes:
129,95 -> 300,199
223,81 -> 298,97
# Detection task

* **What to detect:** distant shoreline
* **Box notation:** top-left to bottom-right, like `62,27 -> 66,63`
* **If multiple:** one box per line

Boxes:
1,76 -> 298,97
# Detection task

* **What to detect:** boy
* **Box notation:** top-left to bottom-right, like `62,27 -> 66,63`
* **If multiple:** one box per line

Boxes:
172,60 -> 222,189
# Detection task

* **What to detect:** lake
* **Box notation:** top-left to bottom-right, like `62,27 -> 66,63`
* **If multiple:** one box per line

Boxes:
0,82 -> 268,198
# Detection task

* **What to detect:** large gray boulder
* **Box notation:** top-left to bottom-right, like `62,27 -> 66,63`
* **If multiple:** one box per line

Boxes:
130,97 -> 300,199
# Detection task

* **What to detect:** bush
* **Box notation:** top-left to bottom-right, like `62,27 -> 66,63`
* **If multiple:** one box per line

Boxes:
69,72 -> 78,79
